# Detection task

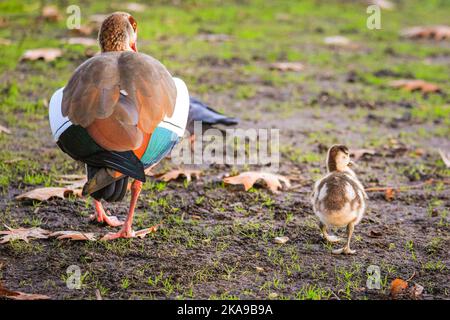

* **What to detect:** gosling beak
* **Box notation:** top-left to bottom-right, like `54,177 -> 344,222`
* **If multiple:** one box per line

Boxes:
348,160 -> 357,167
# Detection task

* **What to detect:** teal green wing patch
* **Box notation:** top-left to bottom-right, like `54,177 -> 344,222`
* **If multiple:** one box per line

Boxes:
140,127 -> 180,168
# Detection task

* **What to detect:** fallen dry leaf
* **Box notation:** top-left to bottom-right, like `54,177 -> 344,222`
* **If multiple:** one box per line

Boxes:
390,79 -> 441,93
390,278 -> 408,297
223,171 -> 291,193
0,124 -> 11,134
270,62 -> 304,72
410,283 -> 424,298
438,149 -> 450,168
70,25 -> 95,36
274,236 -> 289,244
41,5 -> 62,22
16,187 -> 81,202
0,282 -> 50,300
368,0 -> 395,10
65,37 -> 97,46
157,169 -> 201,182
0,38 -> 12,45
0,225 -> 50,244
21,48 -> 63,62
49,231 -> 96,241
324,36 -> 352,47
350,148 -> 376,161
196,33 -> 231,42
135,224 -> 161,238
113,2 -> 147,12
384,188 -> 396,201
401,25 -> 450,41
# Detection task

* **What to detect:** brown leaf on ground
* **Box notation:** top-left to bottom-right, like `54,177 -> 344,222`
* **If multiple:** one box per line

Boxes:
368,0 -> 395,10
0,124 -> 11,134
41,5 -> 62,22
0,226 -> 50,244
223,171 -> 291,193
274,236 -> 289,244
384,188 -> 396,201
196,34 -> 231,42
49,231 -> 96,241
113,2 -> 147,12
324,36 -> 354,47
157,169 -> 201,182
438,149 -> 450,168
270,62 -> 304,72
410,283 -> 424,299
0,38 -> 12,45
21,48 -> 63,62
401,25 -> 450,41
350,148 -> 376,161
135,224 -> 162,238
390,79 -> 441,93
70,25 -> 95,36
0,282 -> 50,300
65,37 -> 97,46
390,278 -> 408,297
15,187 -> 81,202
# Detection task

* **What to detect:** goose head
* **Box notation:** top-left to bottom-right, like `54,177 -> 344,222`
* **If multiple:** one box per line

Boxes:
98,12 -> 138,53
326,144 -> 355,173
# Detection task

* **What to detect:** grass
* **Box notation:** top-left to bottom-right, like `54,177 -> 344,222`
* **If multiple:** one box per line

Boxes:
0,0 -> 449,300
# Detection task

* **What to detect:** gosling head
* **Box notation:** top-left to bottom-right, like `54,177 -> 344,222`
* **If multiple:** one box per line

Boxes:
326,144 -> 354,173
98,12 -> 138,53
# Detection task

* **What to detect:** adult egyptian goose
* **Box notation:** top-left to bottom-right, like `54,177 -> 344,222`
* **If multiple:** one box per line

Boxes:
49,12 -> 189,240
311,145 -> 368,254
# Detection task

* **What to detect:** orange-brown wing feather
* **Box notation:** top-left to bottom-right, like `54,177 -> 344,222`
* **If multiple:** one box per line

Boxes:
61,52 -> 176,152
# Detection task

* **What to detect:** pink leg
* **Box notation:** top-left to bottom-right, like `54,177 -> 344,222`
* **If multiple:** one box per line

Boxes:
101,181 -> 158,240
90,200 -> 124,227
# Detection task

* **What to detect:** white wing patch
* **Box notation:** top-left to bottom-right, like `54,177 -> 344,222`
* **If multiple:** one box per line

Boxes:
345,182 -> 356,200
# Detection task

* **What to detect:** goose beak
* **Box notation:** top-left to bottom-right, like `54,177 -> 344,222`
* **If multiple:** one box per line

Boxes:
348,160 -> 357,167
131,42 -> 138,52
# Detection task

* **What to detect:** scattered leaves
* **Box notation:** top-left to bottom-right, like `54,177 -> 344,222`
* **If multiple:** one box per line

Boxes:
274,236 -> 289,244
0,124 -> 11,134
41,5 -> 62,22
49,231 -> 96,241
157,168 -> 201,182
0,226 -> 50,244
0,282 -> 50,300
270,62 -> 304,72
16,187 -> 82,202
21,48 -> 63,62
401,25 -> 450,41
223,171 -> 291,193
390,79 -> 441,93
438,149 -> 450,168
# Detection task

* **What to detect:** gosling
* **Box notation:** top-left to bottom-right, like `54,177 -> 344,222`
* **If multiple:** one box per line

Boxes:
311,145 -> 368,254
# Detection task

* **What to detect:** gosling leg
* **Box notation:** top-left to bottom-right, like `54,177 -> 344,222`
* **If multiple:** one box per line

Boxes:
333,222 -> 356,255
320,222 -> 342,243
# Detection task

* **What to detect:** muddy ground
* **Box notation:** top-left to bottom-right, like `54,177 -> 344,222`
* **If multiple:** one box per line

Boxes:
0,0 -> 449,300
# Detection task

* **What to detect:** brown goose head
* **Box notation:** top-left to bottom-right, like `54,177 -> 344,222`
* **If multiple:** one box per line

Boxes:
98,12 -> 138,53
326,144 -> 353,172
